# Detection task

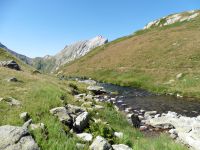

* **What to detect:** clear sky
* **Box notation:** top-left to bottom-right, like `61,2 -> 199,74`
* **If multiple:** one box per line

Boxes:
0,0 -> 200,58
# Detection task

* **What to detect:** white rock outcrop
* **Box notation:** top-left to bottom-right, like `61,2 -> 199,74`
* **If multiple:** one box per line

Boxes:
144,10 -> 199,29
145,111 -> 200,150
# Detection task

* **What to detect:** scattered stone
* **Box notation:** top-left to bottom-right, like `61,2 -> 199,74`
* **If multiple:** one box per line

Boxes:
138,115 -> 144,121
89,136 -> 112,150
50,107 -> 72,125
94,105 -> 104,110
20,112 -> 30,122
1,97 -> 21,106
139,126 -> 148,131
30,123 -> 45,130
145,111 -> 200,150
7,77 -> 18,82
76,133 -> 93,142
87,85 -> 106,95
0,60 -> 21,70
74,112 -> 89,131
140,109 -> 145,113
76,143 -> 85,149
144,111 -> 157,117
112,144 -> 133,150
176,73 -> 183,79
0,121 -> 39,150
176,93 -> 183,98
81,102 -> 93,108
114,132 -> 123,138
66,104 -> 85,114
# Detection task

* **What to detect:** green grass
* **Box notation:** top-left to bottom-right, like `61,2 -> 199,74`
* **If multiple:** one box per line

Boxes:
0,66 -> 188,150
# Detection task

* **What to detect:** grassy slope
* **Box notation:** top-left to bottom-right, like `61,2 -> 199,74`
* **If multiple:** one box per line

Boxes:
61,12 -> 200,98
0,48 -> 186,149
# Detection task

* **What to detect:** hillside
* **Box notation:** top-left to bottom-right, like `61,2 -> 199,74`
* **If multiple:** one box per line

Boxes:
61,10 -> 200,98
0,43 -> 33,65
0,48 -> 186,150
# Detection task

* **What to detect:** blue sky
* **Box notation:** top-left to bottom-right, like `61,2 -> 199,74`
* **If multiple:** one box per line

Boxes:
0,0 -> 200,58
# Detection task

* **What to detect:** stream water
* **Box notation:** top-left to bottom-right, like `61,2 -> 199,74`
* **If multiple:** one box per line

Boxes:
98,82 -> 200,117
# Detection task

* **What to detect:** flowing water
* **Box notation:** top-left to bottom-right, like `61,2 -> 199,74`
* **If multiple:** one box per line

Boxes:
98,82 -> 200,117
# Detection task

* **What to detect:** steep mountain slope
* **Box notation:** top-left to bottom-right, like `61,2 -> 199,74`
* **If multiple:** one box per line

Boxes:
0,48 -> 32,70
0,43 -> 33,65
33,36 -> 108,72
61,10 -> 200,98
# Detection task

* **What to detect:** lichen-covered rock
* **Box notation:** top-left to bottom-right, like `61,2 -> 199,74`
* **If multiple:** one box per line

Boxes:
90,136 -> 112,150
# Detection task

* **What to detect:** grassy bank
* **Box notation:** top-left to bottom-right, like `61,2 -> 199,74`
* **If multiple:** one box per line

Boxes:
61,13 -> 200,99
0,67 -> 187,150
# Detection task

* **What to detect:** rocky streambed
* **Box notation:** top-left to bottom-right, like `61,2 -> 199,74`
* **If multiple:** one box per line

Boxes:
78,79 -> 200,150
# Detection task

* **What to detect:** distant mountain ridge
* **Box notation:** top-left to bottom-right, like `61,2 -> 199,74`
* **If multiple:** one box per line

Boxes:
0,35 -> 108,72
0,42 -> 32,64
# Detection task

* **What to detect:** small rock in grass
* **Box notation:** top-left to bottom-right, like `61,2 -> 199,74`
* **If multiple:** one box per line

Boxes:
89,136 -> 112,150
112,144 -> 133,150
76,133 -> 93,142
7,77 -> 18,82
114,132 -> 123,138
76,143 -> 85,149
19,112 -> 30,122
30,123 -> 45,130
94,105 -> 104,110
2,97 -> 21,106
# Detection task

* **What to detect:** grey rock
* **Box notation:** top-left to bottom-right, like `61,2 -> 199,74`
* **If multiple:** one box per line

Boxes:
76,143 -> 85,149
0,123 -> 39,150
87,85 -> 106,95
112,144 -> 132,150
90,136 -> 112,150
50,107 -> 72,125
145,111 -> 200,150
30,123 -> 45,130
76,133 -> 93,142
114,132 -> 123,138
1,97 -> 21,106
7,77 -> 18,82
74,112 -> 89,131
0,60 -> 21,70
66,104 -> 85,114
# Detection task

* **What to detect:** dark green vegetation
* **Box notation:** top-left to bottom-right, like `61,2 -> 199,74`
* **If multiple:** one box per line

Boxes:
0,48 -> 187,149
61,11 -> 200,98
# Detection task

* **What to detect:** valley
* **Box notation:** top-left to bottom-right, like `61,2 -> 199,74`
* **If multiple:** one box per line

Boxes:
1,9 -> 200,150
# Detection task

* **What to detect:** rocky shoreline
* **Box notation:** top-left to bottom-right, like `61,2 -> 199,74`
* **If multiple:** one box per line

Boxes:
77,79 -> 200,150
